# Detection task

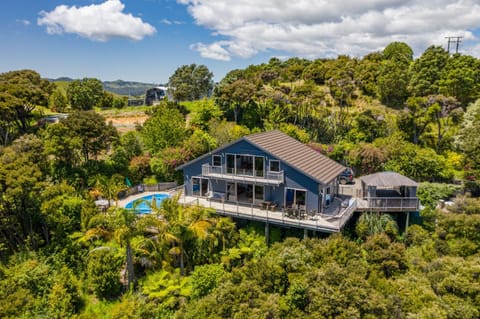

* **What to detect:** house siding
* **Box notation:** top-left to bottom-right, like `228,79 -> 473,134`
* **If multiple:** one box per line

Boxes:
181,139 -> 324,213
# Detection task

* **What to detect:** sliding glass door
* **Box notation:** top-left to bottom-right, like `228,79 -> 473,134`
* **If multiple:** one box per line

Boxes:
285,188 -> 307,208
225,154 -> 264,177
192,177 -> 209,197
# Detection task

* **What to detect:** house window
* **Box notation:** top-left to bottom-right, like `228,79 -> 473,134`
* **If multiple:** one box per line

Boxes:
286,188 -> 307,207
212,155 -> 222,167
270,160 -> 280,172
192,177 -> 208,197
226,154 -> 235,174
254,185 -> 264,200
255,156 -> 264,177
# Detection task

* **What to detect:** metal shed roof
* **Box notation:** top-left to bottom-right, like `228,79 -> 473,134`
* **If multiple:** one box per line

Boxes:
360,171 -> 418,187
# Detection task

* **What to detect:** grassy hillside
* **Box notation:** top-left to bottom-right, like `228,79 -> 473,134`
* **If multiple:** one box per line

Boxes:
103,80 -> 160,97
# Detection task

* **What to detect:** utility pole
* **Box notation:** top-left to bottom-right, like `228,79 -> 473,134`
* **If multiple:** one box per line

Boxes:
445,36 -> 463,54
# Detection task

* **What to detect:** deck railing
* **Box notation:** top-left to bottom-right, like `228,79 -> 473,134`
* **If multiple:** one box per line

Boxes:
364,197 -> 419,211
202,164 -> 284,183
182,196 -> 343,233
337,199 -> 357,228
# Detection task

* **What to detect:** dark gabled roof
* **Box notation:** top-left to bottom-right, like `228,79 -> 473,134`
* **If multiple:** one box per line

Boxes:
360,171 -> 418,187
245,130 -> 345,184
178,130 -> 345,184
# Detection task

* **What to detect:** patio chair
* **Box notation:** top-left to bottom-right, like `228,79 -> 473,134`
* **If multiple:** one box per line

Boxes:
299,205 -> 307,219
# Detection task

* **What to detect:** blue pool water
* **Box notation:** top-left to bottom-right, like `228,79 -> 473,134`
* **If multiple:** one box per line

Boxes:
125,193 -> 170,214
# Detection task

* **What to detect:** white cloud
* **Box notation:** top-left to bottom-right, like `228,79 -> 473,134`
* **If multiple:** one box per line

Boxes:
190,42 -> 231,61
160,18 -> 184,25
16,19 -> 31,26
178,0 -> 480,60
38,0 -> 156,41
463,42 -> 480,58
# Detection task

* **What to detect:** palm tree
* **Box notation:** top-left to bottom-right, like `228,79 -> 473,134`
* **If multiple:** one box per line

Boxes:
159,193 -> 216,275
81,206 -> 154,290
356,212 -> 398,239
92,174 -> 127,208
111,208 -> 138,290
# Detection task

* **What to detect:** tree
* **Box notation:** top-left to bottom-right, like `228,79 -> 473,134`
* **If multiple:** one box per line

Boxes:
356,212 -> 398,240
408,45 -> 449,97
377,42 -> 413,108
352,109 -> 387,143
0,70 -> 53,145
439,54 -> 480,106
215,79 -> 257,124
348,143 -> 386,174
208,119 -> 251,145
92,174 -> 127,207
160,195 -> 216,275
190,264 -> 226,300
384,143 -> 452,182
120,131 -> 143,159
141,104 -> 187,153
355,52 -> 382,97
46,267 -> 83,318
62,111 -> 118,162
66,78 -> 104,110
40,181 -> 84,246
168,64 -> 213,101
398,95 -> 462,151
382,42 -> 413,62
426,95 -> 463,152
302,59 -> 327,85
378,59 -> 411,108
0,135 -> 47,253
326,56 -> 356,108
86,247 -> 123,298
49,87 -> 69,112
457,99 -> 480,187
86,207 -> 151,291
362,233 -> 408,278
189,99 -> 223,130
42,122 -> 82,176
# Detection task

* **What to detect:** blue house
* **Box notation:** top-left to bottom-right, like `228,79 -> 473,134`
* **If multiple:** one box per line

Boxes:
177,130 -> 346,214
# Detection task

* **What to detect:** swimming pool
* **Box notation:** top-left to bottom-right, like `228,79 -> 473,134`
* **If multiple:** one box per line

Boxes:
124,193 -> 170,214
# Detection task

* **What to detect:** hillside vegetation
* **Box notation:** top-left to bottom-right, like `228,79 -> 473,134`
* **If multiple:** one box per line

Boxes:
0,41 -> 480,318
49,77 -> 158,97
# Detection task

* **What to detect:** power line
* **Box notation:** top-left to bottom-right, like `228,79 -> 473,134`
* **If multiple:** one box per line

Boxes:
445,36 -> 463,54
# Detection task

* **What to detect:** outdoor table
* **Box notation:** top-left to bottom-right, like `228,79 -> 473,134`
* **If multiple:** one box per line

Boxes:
261,201 -> 272,210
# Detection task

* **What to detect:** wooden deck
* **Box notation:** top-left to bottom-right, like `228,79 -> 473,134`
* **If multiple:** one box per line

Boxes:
179,195 -> 357,233
118,182 -> 418,234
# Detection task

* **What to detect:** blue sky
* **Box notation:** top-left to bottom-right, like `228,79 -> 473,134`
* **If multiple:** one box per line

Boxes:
1,0 -> 479,84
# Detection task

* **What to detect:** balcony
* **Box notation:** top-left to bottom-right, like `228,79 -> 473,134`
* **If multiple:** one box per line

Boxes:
356,197 -> 419,212
202,164 -> 284,185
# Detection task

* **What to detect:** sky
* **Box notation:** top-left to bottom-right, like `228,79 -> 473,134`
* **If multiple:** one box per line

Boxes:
1,0 -> 480,84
